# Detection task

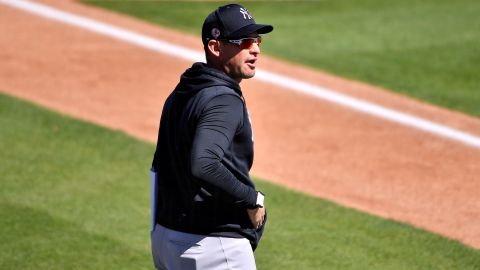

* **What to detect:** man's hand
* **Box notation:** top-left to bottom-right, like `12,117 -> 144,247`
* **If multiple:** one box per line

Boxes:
247,207 -> 265,229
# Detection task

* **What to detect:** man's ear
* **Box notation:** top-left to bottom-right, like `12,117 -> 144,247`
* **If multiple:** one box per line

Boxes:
207,40 -> 221,58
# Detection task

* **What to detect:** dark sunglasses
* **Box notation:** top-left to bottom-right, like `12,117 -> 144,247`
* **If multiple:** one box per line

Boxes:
222,36 -> 262,49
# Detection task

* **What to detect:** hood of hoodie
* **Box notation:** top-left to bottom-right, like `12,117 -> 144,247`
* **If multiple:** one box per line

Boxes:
174,62 -> 242,96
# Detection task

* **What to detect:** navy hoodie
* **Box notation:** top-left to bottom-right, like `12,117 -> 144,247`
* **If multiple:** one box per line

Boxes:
152,62 -> 265,249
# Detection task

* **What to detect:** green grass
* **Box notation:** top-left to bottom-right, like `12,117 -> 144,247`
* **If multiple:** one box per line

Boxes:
1,92 -> 480,269
81,0 -> 480,117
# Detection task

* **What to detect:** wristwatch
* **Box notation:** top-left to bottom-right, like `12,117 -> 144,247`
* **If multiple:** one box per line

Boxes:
256,191 -> 265,208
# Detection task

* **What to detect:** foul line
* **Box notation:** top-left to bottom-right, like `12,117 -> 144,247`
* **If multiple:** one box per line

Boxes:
2,0 -> 480,149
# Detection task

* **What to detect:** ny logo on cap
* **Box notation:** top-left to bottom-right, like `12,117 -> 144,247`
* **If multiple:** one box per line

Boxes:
239,8 -> 252,20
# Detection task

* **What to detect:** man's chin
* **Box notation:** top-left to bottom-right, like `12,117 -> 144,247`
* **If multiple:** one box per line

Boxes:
243,71 -> 256,80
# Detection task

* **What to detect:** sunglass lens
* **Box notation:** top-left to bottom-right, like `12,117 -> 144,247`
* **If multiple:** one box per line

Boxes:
240,39 -> 254,49
240,37 -> 261,49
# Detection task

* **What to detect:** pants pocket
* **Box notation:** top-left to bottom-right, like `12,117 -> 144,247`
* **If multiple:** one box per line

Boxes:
168,237 -> 204,256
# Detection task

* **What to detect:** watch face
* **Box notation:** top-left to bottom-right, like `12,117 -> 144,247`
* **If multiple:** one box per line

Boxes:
257,192 -> 265,207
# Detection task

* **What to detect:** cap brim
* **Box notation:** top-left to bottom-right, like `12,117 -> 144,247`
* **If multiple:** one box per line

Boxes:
228,23 -> 273,39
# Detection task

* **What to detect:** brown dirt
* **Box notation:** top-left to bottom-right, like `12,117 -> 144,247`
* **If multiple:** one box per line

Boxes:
1,0 -> 479,249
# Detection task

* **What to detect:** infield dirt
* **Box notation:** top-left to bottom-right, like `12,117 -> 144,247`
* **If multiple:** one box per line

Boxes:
1,0 -> 479,249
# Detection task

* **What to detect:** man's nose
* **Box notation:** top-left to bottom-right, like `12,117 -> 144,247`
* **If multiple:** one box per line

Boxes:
250,43 -> 260,54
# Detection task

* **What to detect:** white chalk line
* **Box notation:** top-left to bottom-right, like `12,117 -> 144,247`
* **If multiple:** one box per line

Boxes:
2,0 -> 479,149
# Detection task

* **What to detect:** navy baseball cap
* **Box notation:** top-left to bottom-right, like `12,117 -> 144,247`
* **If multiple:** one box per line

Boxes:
202,4 -> 273,45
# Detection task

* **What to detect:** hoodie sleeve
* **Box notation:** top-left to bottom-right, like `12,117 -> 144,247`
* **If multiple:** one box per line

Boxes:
190,93 -> 257,208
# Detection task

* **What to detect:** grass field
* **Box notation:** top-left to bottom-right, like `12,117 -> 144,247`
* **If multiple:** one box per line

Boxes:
82,0 -> 480,117
1,92 -> 479,269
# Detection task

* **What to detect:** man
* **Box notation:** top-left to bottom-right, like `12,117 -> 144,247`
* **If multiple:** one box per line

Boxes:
151,3 -> 273,270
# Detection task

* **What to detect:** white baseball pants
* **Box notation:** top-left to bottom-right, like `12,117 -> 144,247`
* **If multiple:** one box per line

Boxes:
151,224 -> 257,270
